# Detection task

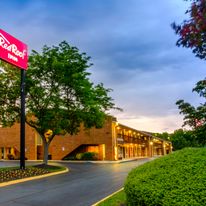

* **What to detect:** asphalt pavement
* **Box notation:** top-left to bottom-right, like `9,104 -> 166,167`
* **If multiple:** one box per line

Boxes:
0,158 -> 153,206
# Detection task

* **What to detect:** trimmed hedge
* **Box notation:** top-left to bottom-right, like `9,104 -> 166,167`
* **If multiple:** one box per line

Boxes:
81,152 -> 98,160
124,148 -> 206,206
74,152 -> 98,160
63,152 -> 98,160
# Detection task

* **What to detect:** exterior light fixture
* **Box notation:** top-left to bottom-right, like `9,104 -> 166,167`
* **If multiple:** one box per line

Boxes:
44,129 -> 53,137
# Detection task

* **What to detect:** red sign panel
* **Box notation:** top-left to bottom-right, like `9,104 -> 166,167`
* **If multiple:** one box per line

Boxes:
0,29 -> 28,70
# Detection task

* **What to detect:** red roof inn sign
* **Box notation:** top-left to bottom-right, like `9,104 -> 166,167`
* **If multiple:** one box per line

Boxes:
0,29 -> 28,169
0,29 -> 28,69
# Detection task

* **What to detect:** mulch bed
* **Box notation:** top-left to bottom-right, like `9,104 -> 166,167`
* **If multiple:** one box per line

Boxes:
0,164 -> 53,183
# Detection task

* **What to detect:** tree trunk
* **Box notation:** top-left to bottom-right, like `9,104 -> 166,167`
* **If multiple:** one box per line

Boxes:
43,142 -> 49,165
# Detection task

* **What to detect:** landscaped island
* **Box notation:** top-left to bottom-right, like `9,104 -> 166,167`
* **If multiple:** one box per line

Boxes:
0,164 -> 66,183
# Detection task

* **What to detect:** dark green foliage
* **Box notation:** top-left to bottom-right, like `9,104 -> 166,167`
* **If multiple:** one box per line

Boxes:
63,156 -> 76,160
153,132 -> 170,141
81,152 -> 98,160
172,1 -> 206,148
0,41 -> 120,164
0,63 -> 20,127
125,148 -> 206,206
7,154 -> 15,160
63,152 -> 98,160
170,129 -> 199,150
176,79 -> 206,146
25,41 -> 118,137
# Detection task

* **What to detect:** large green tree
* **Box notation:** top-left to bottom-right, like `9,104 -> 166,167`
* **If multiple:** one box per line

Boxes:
172,0 -> 206,146
170,129 -> 198,150
176,79 -> 206,146
0,41 -> 119,164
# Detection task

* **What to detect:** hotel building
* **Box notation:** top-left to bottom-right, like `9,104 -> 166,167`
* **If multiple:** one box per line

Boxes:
0,117 -> 172,161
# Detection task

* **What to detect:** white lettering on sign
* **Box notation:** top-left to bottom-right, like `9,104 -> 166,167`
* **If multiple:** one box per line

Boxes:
0,33 -> 27,60
8,53 -> 18,62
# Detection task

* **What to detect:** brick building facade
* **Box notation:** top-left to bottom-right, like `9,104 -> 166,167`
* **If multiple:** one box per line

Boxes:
0,117 -> 172,161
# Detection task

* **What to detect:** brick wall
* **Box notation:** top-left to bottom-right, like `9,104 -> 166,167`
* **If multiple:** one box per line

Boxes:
49,118 -> 114,160
0,123 -> 36,160
0,118 -> 116,160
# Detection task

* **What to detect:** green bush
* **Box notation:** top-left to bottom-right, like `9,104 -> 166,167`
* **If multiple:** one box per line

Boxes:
124,148 -> 206,206
76,153 -> 83,160
63,152 -> 98,160
7,154 -> 15,160
63,156 -> 75,160
81,152 -> 98,160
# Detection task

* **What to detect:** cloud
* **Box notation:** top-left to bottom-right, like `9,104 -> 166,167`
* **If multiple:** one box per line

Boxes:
0,0 -> 204,132
114,113 -> 184,133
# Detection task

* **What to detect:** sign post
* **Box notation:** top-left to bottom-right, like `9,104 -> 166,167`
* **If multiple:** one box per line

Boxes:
20,69 -> 26,169
0,29 -> 28,169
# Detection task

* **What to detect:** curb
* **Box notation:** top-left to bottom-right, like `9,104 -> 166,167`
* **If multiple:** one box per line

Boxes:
0,167 -> 69,188
91,187 -> 124,206
50,157 -> 149,164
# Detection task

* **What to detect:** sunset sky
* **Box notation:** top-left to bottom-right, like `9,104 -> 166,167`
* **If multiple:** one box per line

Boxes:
1,0 -> 205,132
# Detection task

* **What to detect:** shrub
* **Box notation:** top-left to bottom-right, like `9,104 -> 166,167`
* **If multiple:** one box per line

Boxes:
81,152 -> 98,160
7,154 -> 14,160
124,148 -> 206,206
76,153 -> 83,160
62,156 -> 75,160
63,152 -> 98,160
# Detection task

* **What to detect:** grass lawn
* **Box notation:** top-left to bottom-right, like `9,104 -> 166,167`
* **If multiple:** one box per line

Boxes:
0,164 -> 67,183
97,189 -> 126,206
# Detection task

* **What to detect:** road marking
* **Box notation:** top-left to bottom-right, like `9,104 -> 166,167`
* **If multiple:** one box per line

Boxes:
91,187 -> 124,206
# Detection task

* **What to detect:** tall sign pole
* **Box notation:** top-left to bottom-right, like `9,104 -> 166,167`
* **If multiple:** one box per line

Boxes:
20,69 -> 26,169
0,29 -> 28,169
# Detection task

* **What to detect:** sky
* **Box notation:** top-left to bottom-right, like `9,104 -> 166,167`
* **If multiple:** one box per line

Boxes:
0,0 -> 205,133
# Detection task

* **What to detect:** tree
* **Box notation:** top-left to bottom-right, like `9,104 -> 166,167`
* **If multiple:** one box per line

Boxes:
172,0 -> 206,146
176,79 -> 206,146
170,129 -> 198,150
153,132 -> 170,140
172,0 -> 206,59
0,41 -> 120,164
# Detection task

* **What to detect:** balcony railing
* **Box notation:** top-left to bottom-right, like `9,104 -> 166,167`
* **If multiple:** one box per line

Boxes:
117,134 -> 149,144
